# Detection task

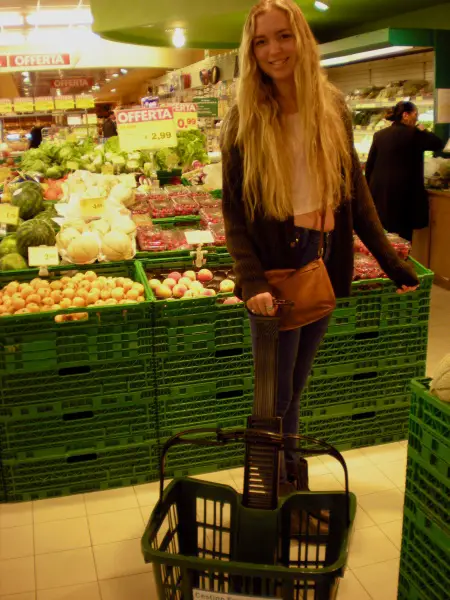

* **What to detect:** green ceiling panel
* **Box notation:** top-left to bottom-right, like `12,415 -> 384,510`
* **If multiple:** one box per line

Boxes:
90,0 -> 449,48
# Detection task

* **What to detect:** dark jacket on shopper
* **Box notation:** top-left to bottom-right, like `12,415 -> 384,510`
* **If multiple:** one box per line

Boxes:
221,105 -> 419,303
365,123 -> 444,241
103,117 -> 117,139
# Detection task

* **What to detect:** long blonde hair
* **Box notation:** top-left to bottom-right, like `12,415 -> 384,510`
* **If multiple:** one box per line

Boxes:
226,0 -> 352,221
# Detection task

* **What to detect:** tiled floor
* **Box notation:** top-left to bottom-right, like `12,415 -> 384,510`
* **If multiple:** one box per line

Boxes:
0,286 -> 448,600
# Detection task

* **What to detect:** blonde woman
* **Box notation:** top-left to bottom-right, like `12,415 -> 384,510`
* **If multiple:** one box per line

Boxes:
221,0 -> 419,496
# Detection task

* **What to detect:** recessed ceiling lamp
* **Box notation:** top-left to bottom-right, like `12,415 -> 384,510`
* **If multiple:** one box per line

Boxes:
172,28 -> 186,48
320,45 -> 413,67
105,78 -> 111,83
120,69 -> 128,74
112,73 -> 119,78
0,11 -> 24,26
56,89 -> 61,96
314,1 -> 329,11
22,71 -> 29,77
111,89 -> 116,93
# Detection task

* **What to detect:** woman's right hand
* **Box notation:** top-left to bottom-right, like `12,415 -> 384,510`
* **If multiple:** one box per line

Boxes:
247,292 -> 277,316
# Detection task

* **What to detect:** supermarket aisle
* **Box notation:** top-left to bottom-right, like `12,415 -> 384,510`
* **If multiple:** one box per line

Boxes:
0,442 -> 407,600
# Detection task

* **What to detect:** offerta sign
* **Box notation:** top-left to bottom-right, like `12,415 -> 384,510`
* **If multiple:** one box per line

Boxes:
52,77 -> 93,90
0,56 -> 7,68
171,103 -> 198,131
9,54 -> 71,68
116,107 -> 177,152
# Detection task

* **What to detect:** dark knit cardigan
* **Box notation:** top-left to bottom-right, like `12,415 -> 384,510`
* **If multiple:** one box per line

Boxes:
221,105 -> 419,302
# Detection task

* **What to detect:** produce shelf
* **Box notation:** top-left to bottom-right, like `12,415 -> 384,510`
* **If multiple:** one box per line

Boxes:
0,358 -> 154,409
0,390 -> 157,461
1,441 -> 159,503
154,348 -> 253,388
303,362 -> 426,408
399,500 -> 449,600
410,378 -> 450,460
0,260 -> 152,375
312,325 -> 428,376
157,377 -> 253,438
405,446 -> 449,535
300,402 -> 411,451
328,258 -> 433,335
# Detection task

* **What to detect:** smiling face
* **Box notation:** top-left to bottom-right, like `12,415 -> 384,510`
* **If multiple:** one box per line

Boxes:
253,7 -> 298,83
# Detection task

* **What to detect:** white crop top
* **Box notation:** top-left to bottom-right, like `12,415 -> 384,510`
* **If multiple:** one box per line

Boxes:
285,114 -> 330,216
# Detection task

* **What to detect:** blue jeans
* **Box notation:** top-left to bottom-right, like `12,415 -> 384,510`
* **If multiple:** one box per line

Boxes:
249,227 -> 332,483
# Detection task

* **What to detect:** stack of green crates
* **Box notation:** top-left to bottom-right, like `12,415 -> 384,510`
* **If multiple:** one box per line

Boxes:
140,253 -> 253,478
398,378 -> 449,600
300,258 -> 434,450
0,261 -> 159,502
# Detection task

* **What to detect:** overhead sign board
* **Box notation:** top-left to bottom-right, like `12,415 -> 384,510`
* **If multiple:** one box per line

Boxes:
51,77 -> 93,89
0,56 -> 7,68
9,54 -> 71,68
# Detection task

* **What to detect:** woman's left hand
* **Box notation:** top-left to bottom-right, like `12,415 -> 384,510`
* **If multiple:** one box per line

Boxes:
396,285 -> 419,294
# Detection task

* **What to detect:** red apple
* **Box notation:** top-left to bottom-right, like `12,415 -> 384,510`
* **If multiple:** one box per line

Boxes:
197,268 -> 213,283
183,270 -> 196,281
168,271 -> 182,282
188,281 -> 203,292
172,284 -> 187,298
201,288 -> 216,297
163,278 -> 177,289
220,279 -> 235,293
179,277 -> 192,288
155,284 -> 173,299
223,296 -> 241,305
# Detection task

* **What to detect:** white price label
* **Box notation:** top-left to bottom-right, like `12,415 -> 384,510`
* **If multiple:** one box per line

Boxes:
0,203 -> 19,225
193,591 -> 277,600
185,231 -> 214,245
28,246 -> 59,267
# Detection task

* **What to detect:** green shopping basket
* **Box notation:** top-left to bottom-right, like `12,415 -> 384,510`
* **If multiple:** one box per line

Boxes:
141,427 -> 357,600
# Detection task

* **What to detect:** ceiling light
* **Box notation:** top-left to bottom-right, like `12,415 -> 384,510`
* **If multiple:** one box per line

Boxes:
112,73 -> 119,78
105,78 -> 111,83
26,8 -> 93,27
320,45 -> 413,67
0,11 -> 24,27
172,28 -> 186,48
314,1 -> 329,11
111,89 -> 117,93
56,89 -> 61,96
21,71 -> 29,77
120,69 -> 128,74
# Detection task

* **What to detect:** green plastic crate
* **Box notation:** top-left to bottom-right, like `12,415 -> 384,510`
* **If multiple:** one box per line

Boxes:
0,358 -> 154,409
303,362 -> 426,409
154,348 -> 253,388
313,325 -> 428,376
398,574 -> 432,600
0,390 -> 157,461
399,500 -> 450,600
153,308 -> 251,357
408,417 -> 449,480
157,377 -> 253,438
328,258 -> 433,335
1,441 -> 159,503
160,428 -> 246,478
0,261 -> 152,375
410,378 -> 450,461
136,247 -> 231,264
300,403 -> 410,451
405,446 -> 449,536
300,393 -> 410,420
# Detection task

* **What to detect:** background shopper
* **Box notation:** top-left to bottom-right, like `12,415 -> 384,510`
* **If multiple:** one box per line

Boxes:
366,101 -> 444,241
221,0 -> 419,497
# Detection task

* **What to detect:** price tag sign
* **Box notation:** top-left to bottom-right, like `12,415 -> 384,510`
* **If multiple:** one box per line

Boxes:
185,230 -> 214,245
116,107 -> 177,152
28,246 -> 59,267
193,591 -> 276,600
55,95 -> 75,110
0,99 -> 13,114
171,103 -> 198,131
80,197 -> 106,218
34,96 -> 54,111
0,204 -> 19,225
75,94 -> 95,109
14,98 -> 34,113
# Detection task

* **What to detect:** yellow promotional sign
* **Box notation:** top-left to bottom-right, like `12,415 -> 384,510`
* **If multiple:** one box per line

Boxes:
28,246 -> 59,267
75,95 -> 95,109
171,103 -> 198,131
0,99 -> 13,114
80,197 -> 106,219
0,204 -> 19,226
55,95 -> 75,110
34,97 -> 54,112
116,106 -> 177,152
14,98 -> 34,113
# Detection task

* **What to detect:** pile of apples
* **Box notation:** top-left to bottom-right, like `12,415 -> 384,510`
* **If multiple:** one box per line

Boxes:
0,271 -> 146,320
148,268 -> 241,303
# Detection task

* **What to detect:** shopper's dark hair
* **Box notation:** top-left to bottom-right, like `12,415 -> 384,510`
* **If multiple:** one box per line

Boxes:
386,101 -> 417,123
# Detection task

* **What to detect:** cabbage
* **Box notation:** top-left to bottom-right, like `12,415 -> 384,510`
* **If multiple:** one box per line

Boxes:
46,166 -> 63,179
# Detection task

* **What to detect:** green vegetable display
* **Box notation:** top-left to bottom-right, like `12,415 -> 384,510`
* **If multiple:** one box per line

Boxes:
16,220 -> 56,258
11,184 -> 44,219
0,236 -> 18,259
0,253 -> 28,271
